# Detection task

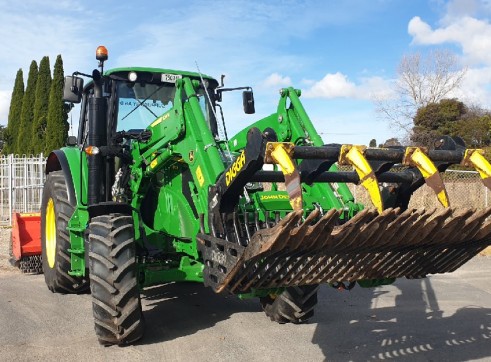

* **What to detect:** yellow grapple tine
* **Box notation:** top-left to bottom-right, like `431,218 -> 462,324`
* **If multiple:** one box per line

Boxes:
266,142 -> 303,210
462,149 -> 491,190
339,145 -> 383,214
404,147 -> 449,208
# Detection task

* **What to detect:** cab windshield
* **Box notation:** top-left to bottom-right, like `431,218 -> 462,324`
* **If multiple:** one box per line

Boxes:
115,80 -> 216,133
116,82 -> 175,131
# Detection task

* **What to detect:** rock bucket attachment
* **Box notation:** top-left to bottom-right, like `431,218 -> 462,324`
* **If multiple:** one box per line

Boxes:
199,207 -> 491,294
11,212 -> 43,274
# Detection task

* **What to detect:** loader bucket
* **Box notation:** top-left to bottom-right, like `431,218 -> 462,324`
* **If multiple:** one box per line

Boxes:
199,130 -> 491,294
199,207 -> 491,293
11,212 -> 43,274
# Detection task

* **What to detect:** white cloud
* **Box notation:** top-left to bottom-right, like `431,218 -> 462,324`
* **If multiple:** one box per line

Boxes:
263,73 -> 292,88
407,9 -> 491,109
303,72 -> 357,98
302,72 -> 393,100
408,15 -> 491,65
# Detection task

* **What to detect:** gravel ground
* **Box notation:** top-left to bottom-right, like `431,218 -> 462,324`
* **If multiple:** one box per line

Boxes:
0,226 -> 490,360
0,227 -> 18,274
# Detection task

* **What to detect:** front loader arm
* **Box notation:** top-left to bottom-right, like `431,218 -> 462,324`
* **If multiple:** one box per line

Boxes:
129,77 -> 226,238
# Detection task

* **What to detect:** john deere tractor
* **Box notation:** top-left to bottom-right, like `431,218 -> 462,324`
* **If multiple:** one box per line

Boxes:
41,46 -> 491,345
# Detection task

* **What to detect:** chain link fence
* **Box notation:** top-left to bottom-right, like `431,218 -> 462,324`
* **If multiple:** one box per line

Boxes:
348,169 -> 490,210
0,155 -> 488,225
0,154 -> 46,225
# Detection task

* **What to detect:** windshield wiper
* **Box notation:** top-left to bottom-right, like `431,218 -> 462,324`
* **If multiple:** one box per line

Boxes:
121,84 -> 164,121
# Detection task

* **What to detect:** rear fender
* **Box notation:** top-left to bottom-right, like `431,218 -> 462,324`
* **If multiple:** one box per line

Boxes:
46,148 -> 87,206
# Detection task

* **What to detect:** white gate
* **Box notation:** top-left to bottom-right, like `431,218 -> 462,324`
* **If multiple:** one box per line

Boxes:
0,154 -> 46,225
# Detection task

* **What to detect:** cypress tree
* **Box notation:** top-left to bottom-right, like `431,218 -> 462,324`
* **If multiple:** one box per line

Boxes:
3,69 -> 24,154
32,56 -> 51,154
45,55 -> 68,155
17,60 -> 38,155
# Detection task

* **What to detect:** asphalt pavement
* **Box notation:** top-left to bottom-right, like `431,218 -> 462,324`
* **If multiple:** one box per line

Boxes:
0,256 -> 490,361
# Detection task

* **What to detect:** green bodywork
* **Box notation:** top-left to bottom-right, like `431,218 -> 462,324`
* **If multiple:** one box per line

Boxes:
50,66 -> 388,297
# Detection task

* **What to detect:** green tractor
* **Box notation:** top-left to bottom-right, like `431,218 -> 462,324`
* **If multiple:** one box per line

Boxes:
41,46 -> 491,345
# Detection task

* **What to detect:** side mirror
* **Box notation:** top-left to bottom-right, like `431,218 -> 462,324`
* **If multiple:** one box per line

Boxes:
66,136 -> 77,147
63,76 -> 84,104
242,90 -> 255,114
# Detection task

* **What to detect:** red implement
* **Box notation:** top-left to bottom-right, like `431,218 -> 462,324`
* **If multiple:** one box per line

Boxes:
11,212 -> 42,273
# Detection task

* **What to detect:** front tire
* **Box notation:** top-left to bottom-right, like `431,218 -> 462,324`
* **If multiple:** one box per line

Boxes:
88,214 -> 144,345
41,171 -> 88,293
260,285 -> 319,324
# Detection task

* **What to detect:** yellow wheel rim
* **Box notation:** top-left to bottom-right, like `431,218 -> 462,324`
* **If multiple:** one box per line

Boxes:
45,198 -> 56,269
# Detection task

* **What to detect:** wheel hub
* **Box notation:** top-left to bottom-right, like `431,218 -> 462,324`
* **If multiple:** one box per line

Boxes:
45,198 -> 56,268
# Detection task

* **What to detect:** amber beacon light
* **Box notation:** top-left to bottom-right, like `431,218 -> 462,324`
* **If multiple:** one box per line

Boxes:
96,46 -> 108,62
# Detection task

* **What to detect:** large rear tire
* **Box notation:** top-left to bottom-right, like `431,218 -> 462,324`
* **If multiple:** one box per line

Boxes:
88,214 -> 144,345
260,285 -> 319,324
41,170 -> 88,293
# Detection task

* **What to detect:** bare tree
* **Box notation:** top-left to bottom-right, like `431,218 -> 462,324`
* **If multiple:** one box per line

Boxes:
375,49 -> 467,138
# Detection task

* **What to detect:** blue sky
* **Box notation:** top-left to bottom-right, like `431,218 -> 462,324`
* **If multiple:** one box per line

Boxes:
1,0 -> 490,145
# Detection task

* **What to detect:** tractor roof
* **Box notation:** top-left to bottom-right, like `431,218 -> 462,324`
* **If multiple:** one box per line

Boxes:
105,67 -> 217,82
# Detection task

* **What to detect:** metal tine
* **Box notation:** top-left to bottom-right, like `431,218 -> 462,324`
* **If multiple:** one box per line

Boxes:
383,241 -> 440,278
265,211 -> 270,228
243,210 -> 303,260
232,212 -> 242,243
329,209 -> 377,251
257,211 -> 323,288
383,209 -> 454,276
474,217 -> 491,240
286,209 -> 320,251
346,213 -> 411,280
373,210 -> 439,275
427,248 -> 470,275
310,209 -> 397,282
269,210 -> 341,286
221,213 -> 229,241
358,208 -> 411,250
459,207 -> 491,241
379,211 -> 425,251
283,254 -> 329,286
337,209 -> 399,252
303,209 -> 340,250
303,253 -> 348,284
415,208 -> 453,245
364,210 -> 419,251
236,211 -> 305,291
382,209 -> 452,278
398,209 -> 435,247
254,211 -> 261,232
425,209 -> 472,246
339,208 -> 398,252
243,212 -> 251,242
318,254 -> 361,283
390,249 -> 433,279
444,240 -> 491,273
444,208 -> 486,245
412,210 -> 487,272
348,212 -> 421,279
429,230 -> 491,273
317,255 -> 354,283
380,208 -> 458,274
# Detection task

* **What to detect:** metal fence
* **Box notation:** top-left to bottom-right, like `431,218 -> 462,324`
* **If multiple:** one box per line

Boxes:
0,155 -> 488,225
349,169 -> 490,210
0,154 -> 46,225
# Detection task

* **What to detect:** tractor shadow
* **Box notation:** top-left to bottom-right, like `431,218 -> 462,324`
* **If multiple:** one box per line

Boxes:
138,281 -> 260,345
312,277 -> 491,361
